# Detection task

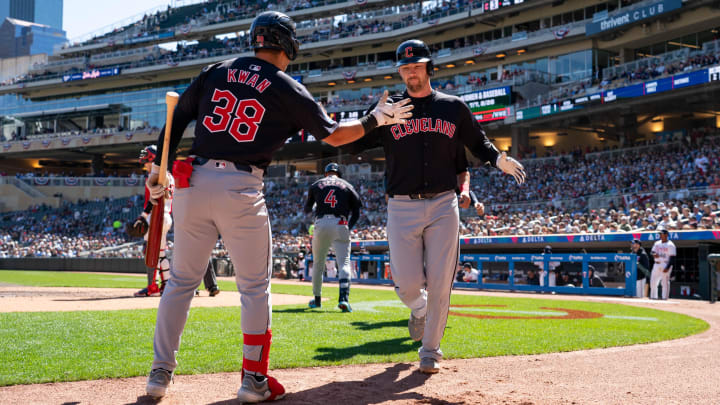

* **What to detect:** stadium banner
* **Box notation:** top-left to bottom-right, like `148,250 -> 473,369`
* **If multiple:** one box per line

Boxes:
603,83 -> 644,102
481,0 -> 526,13
585,0 -> 682,36
460,86 -> 512,123
62,67 -> 120,83
351,231 -> 720,248
644,77 -> 674,95
516,66 -> 718,122
671,69 -> 708,89
710,65 -> 720,82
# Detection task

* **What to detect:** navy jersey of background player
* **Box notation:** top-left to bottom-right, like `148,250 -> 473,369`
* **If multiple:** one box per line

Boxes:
305,176 -> 361,229
348,91 -> 498,195
156,57 -> 337,168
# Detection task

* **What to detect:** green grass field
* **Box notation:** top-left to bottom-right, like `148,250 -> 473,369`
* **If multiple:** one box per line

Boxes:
0,270 -> 709,386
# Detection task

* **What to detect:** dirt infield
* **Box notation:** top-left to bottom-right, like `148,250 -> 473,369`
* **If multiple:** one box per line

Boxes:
1,281 -> 718,404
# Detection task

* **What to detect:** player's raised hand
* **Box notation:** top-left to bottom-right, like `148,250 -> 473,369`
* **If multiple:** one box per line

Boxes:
496,152 -> 526,185
371,90 -> 413,126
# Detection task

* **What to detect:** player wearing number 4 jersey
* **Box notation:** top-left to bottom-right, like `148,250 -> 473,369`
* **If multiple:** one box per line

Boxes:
143,11 -> 414,402
304,163 -> 361,312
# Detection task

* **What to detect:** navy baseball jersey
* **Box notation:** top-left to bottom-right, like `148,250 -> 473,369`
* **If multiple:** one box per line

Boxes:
154,57 -> 338,169
349,90 -> 499,195
305,176 -> 361,229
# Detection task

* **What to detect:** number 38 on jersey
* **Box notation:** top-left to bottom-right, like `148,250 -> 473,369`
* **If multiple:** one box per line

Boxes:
202,88 -> 266,142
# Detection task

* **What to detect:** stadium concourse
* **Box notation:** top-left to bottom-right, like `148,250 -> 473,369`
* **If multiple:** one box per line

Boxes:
1,131 -> 719,259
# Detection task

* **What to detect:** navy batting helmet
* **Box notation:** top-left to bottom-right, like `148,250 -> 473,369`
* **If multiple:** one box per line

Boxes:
139,145 -> 157,164
324,162 -> 341,177
250,11 -> 300,61
396,39 -> 434,76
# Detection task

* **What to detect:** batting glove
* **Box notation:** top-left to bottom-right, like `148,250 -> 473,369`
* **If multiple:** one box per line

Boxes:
145,164 -> 166,205
496,152 -> 526,185
371,90 -> 413,126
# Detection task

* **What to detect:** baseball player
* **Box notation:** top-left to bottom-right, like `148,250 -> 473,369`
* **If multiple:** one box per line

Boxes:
346,39 -> 525,374
631,239 -> 650,298
199,258 -> 220,297
127,145 -> 174,297
143,11 -> 412,401
304,162 -> 361,312
650,229 -> 676,300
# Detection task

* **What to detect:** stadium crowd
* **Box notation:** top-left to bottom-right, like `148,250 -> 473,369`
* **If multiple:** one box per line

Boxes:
1,130 -> 719,258
0,197 -> 143,258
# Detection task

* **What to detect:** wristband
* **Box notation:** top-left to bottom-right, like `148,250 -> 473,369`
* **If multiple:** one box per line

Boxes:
359,114 -> 378,134
150,163 -> 161,175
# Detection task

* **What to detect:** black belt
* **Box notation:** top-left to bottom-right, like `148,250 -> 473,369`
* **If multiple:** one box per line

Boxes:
319,214 -> 347,220
192,157 -> 252,173
389,193 -> 440,200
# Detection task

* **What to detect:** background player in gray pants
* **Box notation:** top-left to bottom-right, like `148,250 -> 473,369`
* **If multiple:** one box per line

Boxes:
304,163 -> 361,312
346,39 -> 525,374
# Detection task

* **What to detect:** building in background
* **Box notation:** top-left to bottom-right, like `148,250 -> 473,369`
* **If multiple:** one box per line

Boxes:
0,0 -> 65,58
0,17 -> 66,58
0,0 -> 63,30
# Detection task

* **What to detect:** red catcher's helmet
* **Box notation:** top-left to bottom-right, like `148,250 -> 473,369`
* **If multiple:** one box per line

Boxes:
139,145 -> 157,164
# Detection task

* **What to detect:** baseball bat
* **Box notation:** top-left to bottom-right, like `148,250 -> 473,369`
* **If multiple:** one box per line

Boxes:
145,91 -> 179,268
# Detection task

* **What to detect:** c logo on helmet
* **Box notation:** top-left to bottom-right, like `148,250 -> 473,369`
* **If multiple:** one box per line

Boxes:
405,47 -> 413,58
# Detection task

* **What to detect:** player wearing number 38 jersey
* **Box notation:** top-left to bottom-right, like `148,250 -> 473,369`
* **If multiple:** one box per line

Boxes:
143,11 -> 414,403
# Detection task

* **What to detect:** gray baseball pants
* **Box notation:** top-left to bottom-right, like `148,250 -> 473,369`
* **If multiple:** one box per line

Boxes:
387,190 -> 459,361
311,216 -> 351,297
151,160 -> 272,372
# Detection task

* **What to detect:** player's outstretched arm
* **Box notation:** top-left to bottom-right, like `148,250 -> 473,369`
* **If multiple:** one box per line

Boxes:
323,90 -> 413,147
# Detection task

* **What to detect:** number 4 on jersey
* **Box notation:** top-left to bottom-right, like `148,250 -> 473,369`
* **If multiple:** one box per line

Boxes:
324,189 -> 338,208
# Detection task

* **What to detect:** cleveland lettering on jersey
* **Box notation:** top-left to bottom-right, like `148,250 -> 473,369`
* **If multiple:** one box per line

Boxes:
390,118 -> 456,140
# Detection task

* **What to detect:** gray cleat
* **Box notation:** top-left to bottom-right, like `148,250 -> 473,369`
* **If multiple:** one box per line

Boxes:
408,313 -> 426,341
419,357 -> 440,374
237,373 -> 286,403
146,368 -> 173,398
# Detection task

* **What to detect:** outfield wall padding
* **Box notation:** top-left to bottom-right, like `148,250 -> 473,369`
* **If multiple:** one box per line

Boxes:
0,258 -> 147,273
